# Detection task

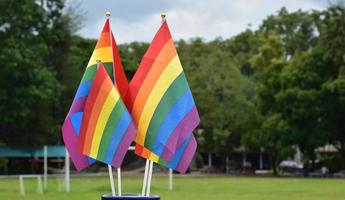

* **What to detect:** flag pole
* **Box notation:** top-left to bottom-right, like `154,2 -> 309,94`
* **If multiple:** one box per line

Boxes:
142,13 -> 167,196
168,168 -> 173,191
106,11 -> 114,81
141,159 -> 150,196
108,165 -> 116,196
105,11 -> 120,197
144,13 -> 168,196
117,168 -> 122,196
146,160 -> 154,196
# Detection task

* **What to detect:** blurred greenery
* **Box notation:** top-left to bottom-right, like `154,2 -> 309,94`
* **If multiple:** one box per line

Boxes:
1,0 -> 345,172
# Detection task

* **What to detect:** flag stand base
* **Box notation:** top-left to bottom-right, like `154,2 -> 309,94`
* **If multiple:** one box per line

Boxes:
102,194 -> 160,200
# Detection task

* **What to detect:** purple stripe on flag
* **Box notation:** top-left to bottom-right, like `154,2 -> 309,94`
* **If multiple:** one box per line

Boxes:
66,96 -> 87,118
175,110 -> 199,149
111,122 -> 137,167
176,135 -> 197,173
62,118 -> 92,171
161,107 -> 200,161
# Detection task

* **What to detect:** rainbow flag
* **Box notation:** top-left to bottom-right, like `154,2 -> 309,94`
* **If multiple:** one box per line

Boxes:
127,20 -> 200,162
77,63 -> 136,167
61,18 -> 128,170
135,134 -> 197,173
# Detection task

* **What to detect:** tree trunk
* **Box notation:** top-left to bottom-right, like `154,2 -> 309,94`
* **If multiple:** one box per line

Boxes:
225,155 -> 230,174
4,159 -> 8,175
272,156 -> 278,175
208,152 -> 212,173
310,152 -> 316,170
259,148 -> 264,170
339,142 -> 345,168
340,142 -> 345,158
242,147 -> 246,172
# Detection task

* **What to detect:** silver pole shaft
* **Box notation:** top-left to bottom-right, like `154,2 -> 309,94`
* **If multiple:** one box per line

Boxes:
141,160 -> 150,196
65,149 -> 70,192
43,145 -> 47,189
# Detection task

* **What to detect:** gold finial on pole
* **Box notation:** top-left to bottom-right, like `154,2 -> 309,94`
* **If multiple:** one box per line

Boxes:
161,13 -> 167,24
161,13 -> 167,20
105,11 -> 111,17
96,58 -> 101,70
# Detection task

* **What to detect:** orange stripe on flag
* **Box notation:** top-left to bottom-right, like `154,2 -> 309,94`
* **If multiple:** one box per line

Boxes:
95,32 -> 111,49
141,147 -> 151,159
131,39 -> 177,123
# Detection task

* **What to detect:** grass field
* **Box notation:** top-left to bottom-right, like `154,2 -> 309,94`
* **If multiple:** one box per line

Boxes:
0,175 -> 344,200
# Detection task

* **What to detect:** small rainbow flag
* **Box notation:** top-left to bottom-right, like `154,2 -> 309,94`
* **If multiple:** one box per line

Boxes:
77,63 -> 136,167
127,20 -> 200,163
61,18 -> 128,170
135,133 -> 197,173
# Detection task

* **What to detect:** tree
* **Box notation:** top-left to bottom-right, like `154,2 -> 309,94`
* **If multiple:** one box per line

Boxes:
277,50 -> 327,163
0,0 -> 70,146
314,4 -> 345,161
119,42 -> 149,79
260,7 -> 318,56
223,29 -> 261,76
248,31 -> 294,173
251,4 -> 345,169
174,38 -> 258,172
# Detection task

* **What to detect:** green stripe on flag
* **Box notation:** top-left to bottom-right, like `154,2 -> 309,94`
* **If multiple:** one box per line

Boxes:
96,100 -> 127,160
144,72 -> 188,149
81,62 -> 114,83
158,157 -> 168,166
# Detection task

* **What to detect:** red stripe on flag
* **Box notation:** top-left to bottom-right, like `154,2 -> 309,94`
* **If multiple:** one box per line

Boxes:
77,64 -> 107,153
111,32 -> 129,100
127,22 -> 172,111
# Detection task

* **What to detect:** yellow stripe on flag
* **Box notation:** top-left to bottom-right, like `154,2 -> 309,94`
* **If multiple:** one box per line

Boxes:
135,56 -> 183,145
89,88 -> 120,158
149,152 -> 159,163
87,47 -> 113,67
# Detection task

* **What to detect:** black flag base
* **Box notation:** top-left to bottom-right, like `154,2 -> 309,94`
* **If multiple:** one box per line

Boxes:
102,194 -> 160,200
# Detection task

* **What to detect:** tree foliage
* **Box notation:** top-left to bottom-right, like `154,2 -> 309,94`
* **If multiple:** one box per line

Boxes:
0,0 -> 65,146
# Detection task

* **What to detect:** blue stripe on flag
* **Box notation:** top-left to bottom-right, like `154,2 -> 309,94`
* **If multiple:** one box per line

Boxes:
167,133 -> 192,169
74,80 -> 92,100
152,90 -> 195,156
87,157 -> 96,164
104,110 -> 132,164
70,112 -> 83,136
70,112 -> 96,165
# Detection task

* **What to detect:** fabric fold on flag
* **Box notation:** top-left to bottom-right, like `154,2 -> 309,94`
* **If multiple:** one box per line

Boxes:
135,133 -> 197,173
77,63 -> 136,167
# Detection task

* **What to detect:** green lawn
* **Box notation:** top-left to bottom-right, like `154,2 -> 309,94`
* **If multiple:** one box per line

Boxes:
0,175 -> 344,200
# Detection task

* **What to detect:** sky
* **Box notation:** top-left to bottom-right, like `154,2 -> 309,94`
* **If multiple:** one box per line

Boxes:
69,0 -> 330,44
